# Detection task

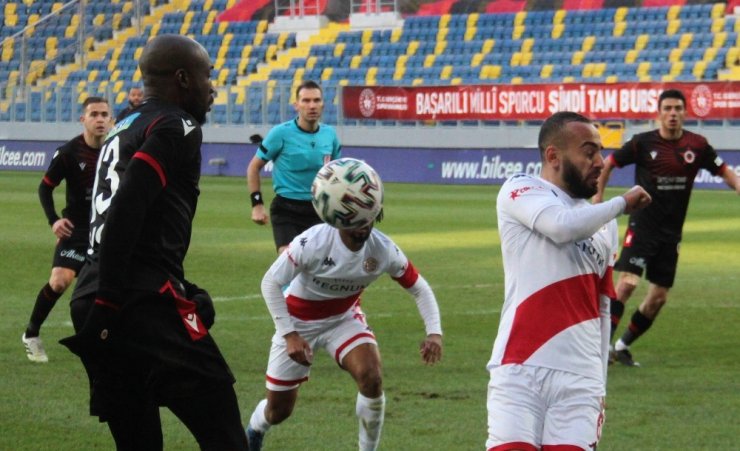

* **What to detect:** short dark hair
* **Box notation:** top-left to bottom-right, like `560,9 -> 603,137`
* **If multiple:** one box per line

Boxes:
82,96 -> 108,109
295,80 -> 322,99
537,111 -> 592,157
658,89 -> 685,109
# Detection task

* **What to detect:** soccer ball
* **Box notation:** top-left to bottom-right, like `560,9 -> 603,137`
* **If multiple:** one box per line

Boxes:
311,158 -> 383,229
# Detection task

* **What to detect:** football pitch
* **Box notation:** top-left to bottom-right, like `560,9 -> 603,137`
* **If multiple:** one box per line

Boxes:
1,170 -> 738,450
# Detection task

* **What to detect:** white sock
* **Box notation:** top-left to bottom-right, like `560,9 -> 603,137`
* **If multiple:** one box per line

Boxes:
249,399 -> 271,433
614,338 -> 628,351
356,392 -> 385,451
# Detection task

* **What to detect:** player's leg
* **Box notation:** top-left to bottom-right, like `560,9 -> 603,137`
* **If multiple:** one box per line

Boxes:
168,382 -> 249,451
486,364 -> 543,450
106,400 -> 164,451
343,344 -> 385,451
23,238 -> 82,362
541,369 -> 604,451
615,241 -> 677,366
610,228 -> 650,343
247,330 -> 311,450
326,306 -> 383,451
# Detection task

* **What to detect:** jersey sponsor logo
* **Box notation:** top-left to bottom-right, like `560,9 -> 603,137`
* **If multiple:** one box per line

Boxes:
181,118 -> 195,136
106,112 -> 140,140
681,148 -> 695,164
574,238 -> 606,268
363,257 -> 378,272
60,249 -> 85,262
508,185 -> 544,200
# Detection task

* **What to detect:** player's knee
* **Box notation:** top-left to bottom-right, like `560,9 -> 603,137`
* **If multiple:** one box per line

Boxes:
48,277 -> 71,294
616,273 -> 640,301
355,366 -> 383,398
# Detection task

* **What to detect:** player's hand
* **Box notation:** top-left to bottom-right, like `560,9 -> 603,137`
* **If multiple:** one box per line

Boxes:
59,298 -> 119,360
251,204 -> 269,225
184,282 -> 215,329
52,218 -> 74,239
419,333 -> 442,365
284,331 -> 313,366
621,185 -> 652,214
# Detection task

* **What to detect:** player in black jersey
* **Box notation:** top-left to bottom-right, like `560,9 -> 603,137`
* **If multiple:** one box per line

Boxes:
595,89 -> 740,366
22,97 -> 111,363
60,35 -> 249,450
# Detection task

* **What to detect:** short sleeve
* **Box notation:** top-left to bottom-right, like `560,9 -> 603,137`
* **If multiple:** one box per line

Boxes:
257,125 -> 284,161
136,114 -> 201,185
497,174 -> 559,230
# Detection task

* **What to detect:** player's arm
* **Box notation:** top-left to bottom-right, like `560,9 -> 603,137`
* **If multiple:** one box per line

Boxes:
247,155 -> 268,225
261,249 -> 314,366
719,166 -> 740,195
593,154 -> 616,203
39,150 -> 74,239
393,261 -> 443,365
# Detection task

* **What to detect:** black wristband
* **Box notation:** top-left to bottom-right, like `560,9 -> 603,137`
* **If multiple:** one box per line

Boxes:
250,191 -> 264,207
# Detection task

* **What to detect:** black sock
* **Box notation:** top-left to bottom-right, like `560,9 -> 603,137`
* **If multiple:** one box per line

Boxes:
26,283 -> 62,337
621,310 -> 653,347
609,298 -> 625,342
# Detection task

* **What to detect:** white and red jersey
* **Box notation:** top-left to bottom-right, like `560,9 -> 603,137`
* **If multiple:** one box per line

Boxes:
489,174 -> 621,383
263,223 -> 442,337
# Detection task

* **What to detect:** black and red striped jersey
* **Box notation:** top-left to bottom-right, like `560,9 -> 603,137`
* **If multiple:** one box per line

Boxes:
39,135 -> 100,227
74,99 -> 202,302
609,129 -> 727,242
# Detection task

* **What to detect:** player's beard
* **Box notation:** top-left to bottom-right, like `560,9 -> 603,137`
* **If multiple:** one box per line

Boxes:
562,157 -> 598,199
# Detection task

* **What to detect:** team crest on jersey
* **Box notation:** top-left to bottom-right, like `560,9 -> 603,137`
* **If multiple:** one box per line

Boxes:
681,148 -> 695,164
363,257 -> 378,273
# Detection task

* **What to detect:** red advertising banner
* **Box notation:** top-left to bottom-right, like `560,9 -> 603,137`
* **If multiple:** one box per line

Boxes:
342,82 -> 740,121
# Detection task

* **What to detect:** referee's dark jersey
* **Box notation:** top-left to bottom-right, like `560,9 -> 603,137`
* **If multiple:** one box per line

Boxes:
74,99 -> 203,301
609,129 -> 727,242
39,135 -> 100,227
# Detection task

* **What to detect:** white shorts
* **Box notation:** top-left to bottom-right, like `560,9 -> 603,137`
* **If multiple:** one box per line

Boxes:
486,364 -> 605,451
265,304 -> 377,391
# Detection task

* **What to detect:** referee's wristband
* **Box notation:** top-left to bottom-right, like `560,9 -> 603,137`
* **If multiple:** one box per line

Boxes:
250,191 -> 264,207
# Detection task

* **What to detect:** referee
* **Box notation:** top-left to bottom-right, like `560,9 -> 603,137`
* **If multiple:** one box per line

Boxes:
247,80 -> 342,253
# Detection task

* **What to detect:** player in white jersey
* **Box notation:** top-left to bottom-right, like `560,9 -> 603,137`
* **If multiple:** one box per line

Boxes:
486,112 -> 651,451
245,192 -> 443,450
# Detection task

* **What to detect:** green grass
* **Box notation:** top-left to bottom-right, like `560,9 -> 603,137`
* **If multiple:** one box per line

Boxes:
1,171 -> 738,450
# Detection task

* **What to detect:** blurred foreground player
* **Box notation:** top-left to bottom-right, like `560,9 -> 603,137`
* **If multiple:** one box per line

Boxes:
60,34 -> 248,450
22,97 -> 111,362
486,112 -> 651,450
245,158 -> 442,451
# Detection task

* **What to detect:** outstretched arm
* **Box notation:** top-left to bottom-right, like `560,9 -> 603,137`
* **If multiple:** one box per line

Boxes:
720,166 -> 740,195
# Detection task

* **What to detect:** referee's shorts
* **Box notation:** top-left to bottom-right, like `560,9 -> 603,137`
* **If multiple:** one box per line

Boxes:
270,195 -> 323,249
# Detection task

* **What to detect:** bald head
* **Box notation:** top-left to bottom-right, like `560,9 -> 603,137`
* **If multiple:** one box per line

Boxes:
139,34 -> 214,124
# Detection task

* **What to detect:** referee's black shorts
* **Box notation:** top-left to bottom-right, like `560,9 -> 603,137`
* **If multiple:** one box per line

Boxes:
270,194 -> 323,249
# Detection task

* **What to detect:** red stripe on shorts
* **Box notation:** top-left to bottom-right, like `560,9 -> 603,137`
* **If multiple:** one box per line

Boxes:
334,332 -> 376,363
286,293 -> 361,320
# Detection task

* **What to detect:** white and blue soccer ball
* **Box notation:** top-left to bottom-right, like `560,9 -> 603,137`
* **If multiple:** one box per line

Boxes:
311,158 -> 384,229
